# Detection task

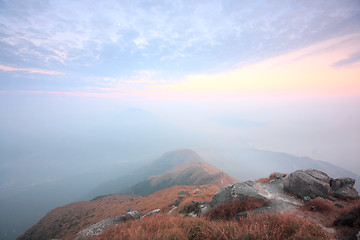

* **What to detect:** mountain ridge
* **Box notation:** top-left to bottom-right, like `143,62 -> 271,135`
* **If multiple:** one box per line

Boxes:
88,148 -> 225,198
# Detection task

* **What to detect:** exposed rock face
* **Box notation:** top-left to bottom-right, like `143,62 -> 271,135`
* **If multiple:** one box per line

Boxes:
178,190 -> 189,195
72,211 -> 141,240
283,169 -> 332,199
142,209 -> 161,218
124,211 -> 142,220
283,169 -> 359,200
73,209 -> 157,240
331,178 -> 358,200
209,168 -> 358,225
210,181 -> 267,208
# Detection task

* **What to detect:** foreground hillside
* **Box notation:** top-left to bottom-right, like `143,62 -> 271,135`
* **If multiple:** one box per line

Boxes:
19,185 -> 220,240
20,168 -> 360,240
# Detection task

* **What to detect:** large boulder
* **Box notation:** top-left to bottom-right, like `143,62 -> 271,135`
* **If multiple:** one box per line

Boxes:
331,178 -> 358,200
210,181 -> 267,207
283,169 -> 332,199
334,186 -> 359,200
73,210 -> 142,240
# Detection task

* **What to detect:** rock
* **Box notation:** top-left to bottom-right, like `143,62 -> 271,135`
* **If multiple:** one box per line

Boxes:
142,209 -> 161,218
334,185 -> 358,199
124,211 -> 142,220
175,196 -> 184,206
73,216 -> 127,240
190,201 -> 211,214
283,169 -> 332,199
73,210 -> 143,239
339,178 -> 356,187
330,179 -> 342,191
330,177 -> 358,199
178,190 -> 189,195
335,203 -> 344,208
210,181 -> 267,208
198,202 -> 211,214
210,184 -> 233,207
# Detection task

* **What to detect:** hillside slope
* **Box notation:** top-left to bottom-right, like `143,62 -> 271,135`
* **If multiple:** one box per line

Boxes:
88,148 -> 203,198
89,148 -> 237,198
204,148 -> 360,191
18,185 -> 219,240
127,161 -> 236,196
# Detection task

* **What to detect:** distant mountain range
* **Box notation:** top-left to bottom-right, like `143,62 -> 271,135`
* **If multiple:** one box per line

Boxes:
90,148 -> 360,199
89,149 -> 236,198
203,148 -> 360,191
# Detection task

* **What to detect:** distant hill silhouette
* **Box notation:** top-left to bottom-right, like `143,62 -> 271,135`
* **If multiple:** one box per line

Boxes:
88,149 -> 233,198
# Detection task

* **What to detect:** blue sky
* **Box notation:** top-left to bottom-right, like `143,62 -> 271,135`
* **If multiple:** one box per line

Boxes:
1,0 -> 359,93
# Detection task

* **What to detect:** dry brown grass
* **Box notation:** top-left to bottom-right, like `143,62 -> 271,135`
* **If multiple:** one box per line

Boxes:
205,197 -> 266,221
95,213 -> 329,240
19,185 -> 220,240
304,198 -> 334,213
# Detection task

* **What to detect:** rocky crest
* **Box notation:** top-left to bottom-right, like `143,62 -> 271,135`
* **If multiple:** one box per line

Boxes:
72,210 -> 157,240
201,169 -> 359,226
19,168 -> 360,240
283,169 -> 358,200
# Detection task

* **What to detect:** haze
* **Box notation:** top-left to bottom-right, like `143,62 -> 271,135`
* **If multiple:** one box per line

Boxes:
1,1 -> 360,239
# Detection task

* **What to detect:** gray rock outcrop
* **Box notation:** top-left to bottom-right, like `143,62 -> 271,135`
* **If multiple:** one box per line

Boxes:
142,209 -> 161,218
210,181 -> 267,208
73,211 -> 142,240
331,178 -> 358,200
283,169 -> 358,200
283,169 -> 332,199
73,209 -> 160,240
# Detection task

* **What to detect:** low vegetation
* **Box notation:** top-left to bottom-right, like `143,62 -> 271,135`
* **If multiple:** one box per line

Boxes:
304,198 -> 334,213
205,197 -> 266,221
95,213 -> 329,240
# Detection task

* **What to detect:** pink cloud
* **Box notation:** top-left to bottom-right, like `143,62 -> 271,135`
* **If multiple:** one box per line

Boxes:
0,64 -> 64,75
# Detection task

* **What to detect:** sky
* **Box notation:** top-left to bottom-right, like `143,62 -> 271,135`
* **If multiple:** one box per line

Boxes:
1,0 -> 360,174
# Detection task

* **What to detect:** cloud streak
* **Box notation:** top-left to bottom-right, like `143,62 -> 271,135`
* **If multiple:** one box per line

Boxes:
0,64 -> 64,75
146,34 -> 360,98
1,0 -> 359,75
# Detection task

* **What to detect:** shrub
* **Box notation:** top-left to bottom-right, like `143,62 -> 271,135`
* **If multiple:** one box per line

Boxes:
205,197 -> 266,221
305,198 -> 333,213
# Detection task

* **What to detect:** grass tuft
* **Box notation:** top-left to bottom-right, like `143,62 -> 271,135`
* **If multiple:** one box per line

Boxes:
205,197 -> 266,221
95,213 -> 329,240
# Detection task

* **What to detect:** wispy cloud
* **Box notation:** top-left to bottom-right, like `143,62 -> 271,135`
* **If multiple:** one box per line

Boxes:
0,64 -> 64,75
0,90 -> 129,98
87,70 -> 171,92
145,34 -> 360,98
332,51 -> 360,67
1,0 -> 358,72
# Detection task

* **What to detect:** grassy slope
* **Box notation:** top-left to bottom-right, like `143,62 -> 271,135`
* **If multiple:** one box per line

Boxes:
19,185 -> 219,240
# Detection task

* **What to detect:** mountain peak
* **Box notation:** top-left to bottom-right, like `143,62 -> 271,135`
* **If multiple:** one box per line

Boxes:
152,148 -> 202,167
